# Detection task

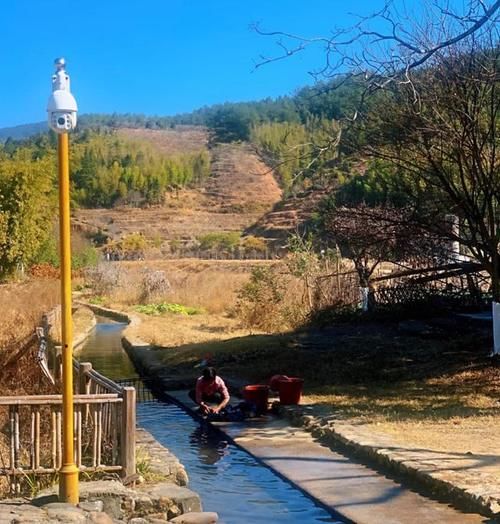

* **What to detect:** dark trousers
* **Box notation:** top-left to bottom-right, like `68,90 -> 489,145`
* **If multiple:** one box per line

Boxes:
188,390 -> 223,405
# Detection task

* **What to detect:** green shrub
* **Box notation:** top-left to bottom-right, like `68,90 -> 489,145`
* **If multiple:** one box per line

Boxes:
197,232 -> 241,252
88,295 -> 106,305
135,302 -> 204,316
72,246 -> 99,270
35,237 -> 59,267
34,239 -> 99,270
235,266 -> 288,331
242,235 -> 267,254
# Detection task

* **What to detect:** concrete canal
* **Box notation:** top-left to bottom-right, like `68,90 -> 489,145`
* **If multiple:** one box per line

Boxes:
78,318 -> 344,524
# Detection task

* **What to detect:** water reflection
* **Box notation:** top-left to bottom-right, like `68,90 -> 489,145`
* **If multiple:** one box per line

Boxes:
189,425 -> 229,466
78,319 -> 137,381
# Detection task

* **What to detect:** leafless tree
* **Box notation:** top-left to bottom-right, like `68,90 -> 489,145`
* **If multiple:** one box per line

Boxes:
256,0 -> 500,300
361,38 -> 500,298
254,1 -> 499,93
324,205 -> 446,309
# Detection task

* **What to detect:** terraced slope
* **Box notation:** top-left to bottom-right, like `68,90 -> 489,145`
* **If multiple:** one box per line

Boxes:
73,129 -> 283,253
206,143 -> 282,212
245,189 -> 330,243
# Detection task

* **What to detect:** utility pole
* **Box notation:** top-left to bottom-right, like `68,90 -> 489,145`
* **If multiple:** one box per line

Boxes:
47,57 -> 79,504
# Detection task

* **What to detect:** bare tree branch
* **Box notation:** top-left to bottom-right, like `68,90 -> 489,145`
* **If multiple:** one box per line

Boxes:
253,1 -> 500,88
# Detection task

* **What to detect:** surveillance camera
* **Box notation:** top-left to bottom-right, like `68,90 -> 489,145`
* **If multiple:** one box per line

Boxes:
50,111 -> 77,132
47,58 -> 78,134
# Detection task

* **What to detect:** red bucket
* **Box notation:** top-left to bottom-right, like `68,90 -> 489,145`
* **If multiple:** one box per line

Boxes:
278,377 -> 304,405
269,374 -> 289,392
243,385 -> 270,413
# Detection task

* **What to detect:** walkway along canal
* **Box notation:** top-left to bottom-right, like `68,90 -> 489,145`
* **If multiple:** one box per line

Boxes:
81,314 -> 492,524
79,317 -> 343,524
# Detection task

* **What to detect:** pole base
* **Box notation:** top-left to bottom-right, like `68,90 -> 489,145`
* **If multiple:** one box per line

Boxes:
58,463 -> 79,504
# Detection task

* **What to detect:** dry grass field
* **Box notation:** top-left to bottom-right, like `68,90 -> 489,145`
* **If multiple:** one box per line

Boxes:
103,258 -> 276,313
124,273 -> 498,472
0,276 -> 60,460
75,200 -> 263,248
0,279 -> 59,348
148,321 -> 499,469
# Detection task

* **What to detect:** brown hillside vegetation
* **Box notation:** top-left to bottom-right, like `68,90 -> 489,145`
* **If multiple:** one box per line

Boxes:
74,196 -> 258,245
0,280 -> 59,397
206,143 -> 282,211
74,130 -> 283,252
246,189 -> 330,242
108,258 -> 275,313
0,280 -> 59,347
118,126 -> 209,154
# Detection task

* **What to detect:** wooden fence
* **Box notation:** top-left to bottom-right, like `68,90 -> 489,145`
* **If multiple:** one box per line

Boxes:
0,364 -> 136,489
0,308 -> 136,492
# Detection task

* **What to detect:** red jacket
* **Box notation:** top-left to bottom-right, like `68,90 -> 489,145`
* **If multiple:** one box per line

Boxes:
195,376 -> 229,404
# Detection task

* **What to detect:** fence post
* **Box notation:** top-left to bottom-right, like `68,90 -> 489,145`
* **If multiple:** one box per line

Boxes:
79,362 -> 92,394
120,387 -> 136,478
55,346 -> 62,381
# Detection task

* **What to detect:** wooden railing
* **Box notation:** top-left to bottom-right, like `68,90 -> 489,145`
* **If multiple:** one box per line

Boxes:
0,308 -> 137,491
0,308 -> 136,491
74,360 -> 136,479
0,389 -> 136,489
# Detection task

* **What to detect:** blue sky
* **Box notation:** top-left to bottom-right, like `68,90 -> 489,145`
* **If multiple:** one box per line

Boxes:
1,0 -> 424,127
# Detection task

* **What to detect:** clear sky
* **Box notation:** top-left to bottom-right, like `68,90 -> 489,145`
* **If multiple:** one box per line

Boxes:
1,0 -> 420,127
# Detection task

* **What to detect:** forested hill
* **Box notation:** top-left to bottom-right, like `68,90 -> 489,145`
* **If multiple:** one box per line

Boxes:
0,121 -> 46,141
0,77 -> 363,143
0,76 -> 375,277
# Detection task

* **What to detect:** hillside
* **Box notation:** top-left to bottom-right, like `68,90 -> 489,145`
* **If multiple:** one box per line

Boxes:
117,126 -> 209,155
73,129 -> 283,255
0,121 -> 46,141
245,189 -> 329,243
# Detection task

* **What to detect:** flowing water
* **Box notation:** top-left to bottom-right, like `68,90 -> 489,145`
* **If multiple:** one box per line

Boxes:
79,319 -> 343,524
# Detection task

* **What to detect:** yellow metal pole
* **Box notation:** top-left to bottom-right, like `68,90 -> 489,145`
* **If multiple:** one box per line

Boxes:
58,132 -> 79,504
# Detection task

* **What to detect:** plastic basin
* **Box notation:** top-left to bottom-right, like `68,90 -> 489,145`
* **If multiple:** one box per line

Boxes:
278,377 -> 304,405
243,385 -> 270,413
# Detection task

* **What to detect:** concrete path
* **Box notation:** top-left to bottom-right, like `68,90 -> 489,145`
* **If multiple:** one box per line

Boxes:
169,391 -> 494,524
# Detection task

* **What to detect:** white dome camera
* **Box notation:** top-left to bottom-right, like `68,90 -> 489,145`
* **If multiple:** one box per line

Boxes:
47,57 -> 78,134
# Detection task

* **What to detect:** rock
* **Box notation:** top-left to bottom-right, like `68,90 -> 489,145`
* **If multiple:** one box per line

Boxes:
88,512 -> 114,524
78,501 -> 104,513
141,484 -> 201,514
134,496 -> 153,512
128,519 -> 149,524
44,502 -> 87,522
488,498 -> 500,515
145,513 -> 169,523
2,503 -> 50,524
170,512 -> 218,524
122,474 -> 142,486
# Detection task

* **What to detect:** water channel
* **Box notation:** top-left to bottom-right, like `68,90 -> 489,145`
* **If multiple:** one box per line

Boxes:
79,318 -> 343,523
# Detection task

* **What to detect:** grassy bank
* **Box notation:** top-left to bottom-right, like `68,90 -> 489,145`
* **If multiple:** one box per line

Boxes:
82,258 -> 500,461
133,312 -> 499,458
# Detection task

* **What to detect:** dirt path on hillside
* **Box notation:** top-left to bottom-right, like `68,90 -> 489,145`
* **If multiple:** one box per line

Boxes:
74,132 -> 283,249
